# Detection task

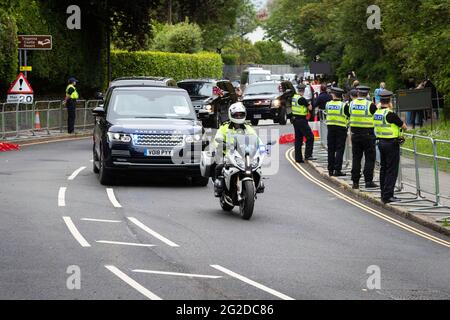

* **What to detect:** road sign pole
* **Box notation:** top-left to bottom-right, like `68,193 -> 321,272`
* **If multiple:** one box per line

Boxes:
18,50 -> 22,73
24,50 -> 28,78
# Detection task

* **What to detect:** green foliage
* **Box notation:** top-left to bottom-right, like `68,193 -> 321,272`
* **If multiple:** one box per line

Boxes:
152,21 -> 204,53
254,40 -> 286,65
284,52 -> 305,67
111,51 -> 223,81
222,37 -> 261,65
0,7 -> 18,94
221,53 -> 238,65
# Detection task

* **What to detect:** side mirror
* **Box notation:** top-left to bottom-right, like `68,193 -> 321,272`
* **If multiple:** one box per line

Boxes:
92,105 -> 105,117
95,92 -> 104,100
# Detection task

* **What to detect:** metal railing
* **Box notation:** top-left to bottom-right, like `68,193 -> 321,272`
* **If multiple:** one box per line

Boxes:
317,112 -> 450,222
0,100 -> 101,139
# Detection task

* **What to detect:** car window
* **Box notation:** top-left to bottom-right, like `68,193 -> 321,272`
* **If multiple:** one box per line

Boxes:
107,89 -> 196,120
244,83 -> 279,95
178,82 -> 214,97
248,74 -> 271,84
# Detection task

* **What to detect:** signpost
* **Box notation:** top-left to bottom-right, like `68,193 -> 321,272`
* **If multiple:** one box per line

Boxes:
7,73 -> 34,104
17,35 -> 52,78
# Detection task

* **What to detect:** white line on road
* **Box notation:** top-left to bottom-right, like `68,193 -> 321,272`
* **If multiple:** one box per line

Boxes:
58,187 -> 66,207
96,240 -> 156,247
106,188 -> 122,208
81,218 -> 122,223
62,216 -> 91,247
210,265 -> 294,300
127,217 -> 180,247
105,265 -> 162,300
68,166 -> 86,180
132,269 -> 223,279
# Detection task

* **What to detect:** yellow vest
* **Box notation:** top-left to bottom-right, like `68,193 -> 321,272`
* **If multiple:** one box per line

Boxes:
350,98 -> 373,128
326,100 -> 348,127
374,108 -> 401,139
292,94 -> 308,116
66,84 -> 79,100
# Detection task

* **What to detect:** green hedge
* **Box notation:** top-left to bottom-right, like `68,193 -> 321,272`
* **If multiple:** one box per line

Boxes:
111,51 -> 223,81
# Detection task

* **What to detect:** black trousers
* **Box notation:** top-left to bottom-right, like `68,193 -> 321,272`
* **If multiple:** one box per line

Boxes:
293,117 -> 314,162
67,103 -> 76,133
327,126 -> 347,173
378,139 -> 400,201
351,133 -> 376,183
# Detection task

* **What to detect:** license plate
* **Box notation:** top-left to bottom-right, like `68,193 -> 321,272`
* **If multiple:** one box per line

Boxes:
254,114 -> 262,119
145,149 -> 173,157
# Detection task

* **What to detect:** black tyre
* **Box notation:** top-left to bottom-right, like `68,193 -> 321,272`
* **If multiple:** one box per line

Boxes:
93,146 -> 99,174
278,107 -> 288,125
239,180 -> 255,220
192,176 -> 209,187
220,195 -> 234,212
251,119 -> 259,126
98,146 -> 113,185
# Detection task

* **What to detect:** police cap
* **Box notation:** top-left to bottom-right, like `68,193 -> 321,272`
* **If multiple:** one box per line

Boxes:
68,77 -> 78,83
379,90 -> 393,99
356,85 -> 370,93
330,87 -> 344,95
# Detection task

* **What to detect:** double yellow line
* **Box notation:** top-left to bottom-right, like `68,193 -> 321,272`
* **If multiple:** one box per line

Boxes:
285,147 -> 450,248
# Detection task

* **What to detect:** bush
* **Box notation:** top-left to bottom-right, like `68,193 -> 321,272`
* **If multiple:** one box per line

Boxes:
0,8 -> 18,96
111,51 -> 223,81
221,54 -> 238,65
152,21 -> 204,54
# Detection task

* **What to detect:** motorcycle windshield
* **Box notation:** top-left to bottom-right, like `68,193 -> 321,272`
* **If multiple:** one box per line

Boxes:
230,134 -> 260,158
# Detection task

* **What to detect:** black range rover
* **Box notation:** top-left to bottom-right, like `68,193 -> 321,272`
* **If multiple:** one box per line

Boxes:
242,80 -> 295,125
92,80 -> 208,186
177,79 -> 237,128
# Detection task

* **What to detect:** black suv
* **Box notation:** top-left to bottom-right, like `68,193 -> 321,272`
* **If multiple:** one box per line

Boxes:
110,76 -> 178,88
242,80 -> 296,125
92,79 -> 208,186
178,79 -> 237,128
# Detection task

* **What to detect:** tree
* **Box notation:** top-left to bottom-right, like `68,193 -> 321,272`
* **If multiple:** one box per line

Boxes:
152,21 -> 204,53
254,40 -> 286,65
222,37 -> 261,65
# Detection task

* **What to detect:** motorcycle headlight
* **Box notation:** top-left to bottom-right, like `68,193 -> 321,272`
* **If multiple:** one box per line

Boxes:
251,157 -> 261,168
107,132 -> 131,143
184,134 -> 202,144
235,157 -> 245,169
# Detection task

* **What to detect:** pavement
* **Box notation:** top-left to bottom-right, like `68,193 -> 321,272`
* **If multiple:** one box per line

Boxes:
0,122 -> 449,300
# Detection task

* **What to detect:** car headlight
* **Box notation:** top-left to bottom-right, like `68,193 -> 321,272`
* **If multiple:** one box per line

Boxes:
184,134 -> 202,143
204,104 -> 213,112
107,132 -> 131,143
272,99 -> 281,108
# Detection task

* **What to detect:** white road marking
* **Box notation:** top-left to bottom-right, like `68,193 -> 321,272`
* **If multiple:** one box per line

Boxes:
132,269 -> 223,279
106,188 -> 122,208
62,216 -> 91,247
68,166 -> 86,180
105,265 -> 162,300
127,217 -> 179,247
58,187 -> 66,207
96,240 -> 156,247
210,265 -> 294,300
81,218 -> 122,223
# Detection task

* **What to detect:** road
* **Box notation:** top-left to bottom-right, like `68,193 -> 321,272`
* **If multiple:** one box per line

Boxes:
0,123 -> 449,300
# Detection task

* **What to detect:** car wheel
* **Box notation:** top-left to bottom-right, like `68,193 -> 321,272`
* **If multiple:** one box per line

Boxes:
192,176 -> 209,187
251,119 -> 259,126
279,107 -> 288,125
98,146 -> 113,185
93,145 -> 99,174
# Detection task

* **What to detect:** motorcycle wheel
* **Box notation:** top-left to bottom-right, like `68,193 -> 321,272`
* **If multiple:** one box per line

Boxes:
220,195 -> 234,212
239,180 -> 255,220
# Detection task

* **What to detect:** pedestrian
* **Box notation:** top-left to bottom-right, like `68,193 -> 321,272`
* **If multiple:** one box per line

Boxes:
325,87 -> 348,177
374,82 -> 386,105
313,83 -> 332,121
303,80 -> 313,104
292,84 -> 315,163
345,71 -> 357,93
374,90 -> 407,204
344,86 -> 378,189
65,77 -> 79,134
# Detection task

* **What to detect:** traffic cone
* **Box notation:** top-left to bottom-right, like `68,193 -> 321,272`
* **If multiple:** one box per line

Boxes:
34,111 -> 41,130
309,115 -> 320,141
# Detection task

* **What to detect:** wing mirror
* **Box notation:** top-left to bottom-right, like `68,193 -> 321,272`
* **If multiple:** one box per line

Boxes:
92,105 -> 105,117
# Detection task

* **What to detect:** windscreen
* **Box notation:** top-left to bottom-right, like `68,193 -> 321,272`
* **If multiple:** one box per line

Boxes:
178,82 -> 214,98
108,89 -> 196,120
249,73 -> 271,84
244,83 -> 279,95
231,133 -> 260,158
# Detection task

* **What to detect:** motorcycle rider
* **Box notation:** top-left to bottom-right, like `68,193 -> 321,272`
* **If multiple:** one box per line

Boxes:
212,102 -> 262,196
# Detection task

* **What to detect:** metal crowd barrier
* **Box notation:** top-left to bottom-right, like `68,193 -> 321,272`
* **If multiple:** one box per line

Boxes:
317,112 -> 450,222
0,100 -> 101,139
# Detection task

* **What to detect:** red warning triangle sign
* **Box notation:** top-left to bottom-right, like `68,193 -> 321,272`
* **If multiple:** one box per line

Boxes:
8,73 -> 34,94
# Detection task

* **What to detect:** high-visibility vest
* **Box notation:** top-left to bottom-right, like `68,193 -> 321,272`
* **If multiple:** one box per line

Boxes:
292,94 -> 308,116
213,122 -> 261,153
374,108 -> 401,139
325,100 -> 348,127
66,84 -> 79,100
349,98 -> 374,128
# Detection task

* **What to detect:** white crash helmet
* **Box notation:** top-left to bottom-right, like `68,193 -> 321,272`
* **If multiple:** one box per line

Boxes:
228,102 -> 247,125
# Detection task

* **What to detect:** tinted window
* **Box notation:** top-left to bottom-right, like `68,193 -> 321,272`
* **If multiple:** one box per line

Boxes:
244,83 -> 280,95
107,89 -> 196,121
178,82 -> 214,97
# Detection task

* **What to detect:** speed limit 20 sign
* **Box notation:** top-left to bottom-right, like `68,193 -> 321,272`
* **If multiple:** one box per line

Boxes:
7,73 -> 34,104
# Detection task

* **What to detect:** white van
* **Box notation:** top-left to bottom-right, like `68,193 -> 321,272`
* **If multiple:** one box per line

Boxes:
240,68 -> 271,91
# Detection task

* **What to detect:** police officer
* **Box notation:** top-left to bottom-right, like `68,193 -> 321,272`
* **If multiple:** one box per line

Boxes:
344,86 -> 378,189
325,87 -> 348,177
292,84 -> 315,163
65,77 -> 79,134
374,91 -> 407,204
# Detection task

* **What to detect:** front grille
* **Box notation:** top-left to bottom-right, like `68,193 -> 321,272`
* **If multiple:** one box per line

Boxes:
243,99 -> 272,107
133,134 -> 184,147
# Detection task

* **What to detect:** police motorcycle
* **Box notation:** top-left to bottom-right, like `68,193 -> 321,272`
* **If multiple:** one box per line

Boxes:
200,133 -> 274,220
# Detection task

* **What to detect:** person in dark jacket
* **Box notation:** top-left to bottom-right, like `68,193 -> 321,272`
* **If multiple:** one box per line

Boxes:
313,84 -> 332,120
